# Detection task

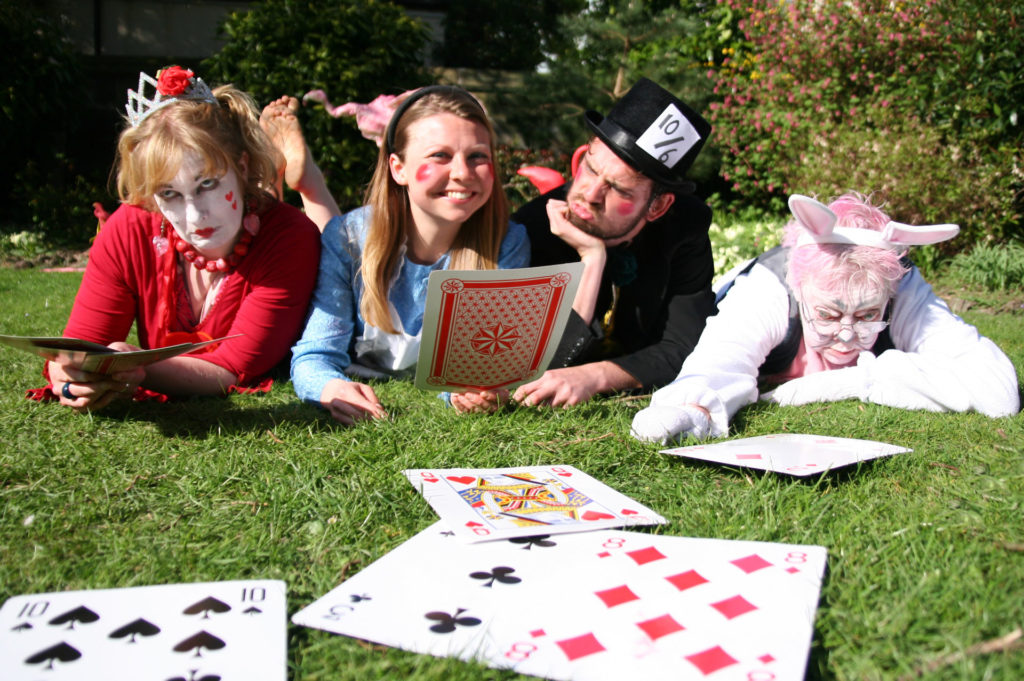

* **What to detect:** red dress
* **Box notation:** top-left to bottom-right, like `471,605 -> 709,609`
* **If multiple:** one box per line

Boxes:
32,200 -> 320,399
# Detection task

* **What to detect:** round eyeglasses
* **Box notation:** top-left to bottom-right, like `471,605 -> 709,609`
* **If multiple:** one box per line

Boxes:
800,301 -> 889,341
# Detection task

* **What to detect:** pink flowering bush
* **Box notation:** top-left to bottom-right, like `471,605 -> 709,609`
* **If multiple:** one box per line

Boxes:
710,0 -> 1022,250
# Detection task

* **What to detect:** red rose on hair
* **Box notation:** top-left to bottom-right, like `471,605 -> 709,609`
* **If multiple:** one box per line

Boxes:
156,66 -> 194,96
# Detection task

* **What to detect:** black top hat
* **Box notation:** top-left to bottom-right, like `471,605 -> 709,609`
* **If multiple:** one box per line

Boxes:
584,78 -> 711,191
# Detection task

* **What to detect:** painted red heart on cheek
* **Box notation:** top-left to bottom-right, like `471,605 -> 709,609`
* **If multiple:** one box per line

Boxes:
225,191 -> 234,201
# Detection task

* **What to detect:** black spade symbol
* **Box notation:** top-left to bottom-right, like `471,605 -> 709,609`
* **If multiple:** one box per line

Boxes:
11,622 -> 33,632
509,535 -> 557,550
182,596 -> 231,619
48,605 -> 100,630
241,606 -> 262,615
425,608 -> 482,634
173,630 -> 226,657
166,671 -> 222,681
25,641 -> 82,670
469,566 -> 522,588
109,617 -> 161,643
349,594 -> 372,603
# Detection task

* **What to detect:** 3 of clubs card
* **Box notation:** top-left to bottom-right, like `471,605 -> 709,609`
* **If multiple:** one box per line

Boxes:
661,433 -> 911,476
292,521 -> 828,681
415,263 -> 584,393
404,465 -> 666,542
0,579 -> 287,681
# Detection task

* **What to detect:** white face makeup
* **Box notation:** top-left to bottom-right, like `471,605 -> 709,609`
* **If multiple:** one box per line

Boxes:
153,152 -> 244,260
798,284 -> 889,367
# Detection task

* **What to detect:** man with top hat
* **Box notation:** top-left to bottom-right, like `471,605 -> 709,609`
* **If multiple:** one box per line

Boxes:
511,77 -> 716,407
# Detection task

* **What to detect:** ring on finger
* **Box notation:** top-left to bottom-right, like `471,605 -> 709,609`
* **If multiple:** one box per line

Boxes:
61,382 -> 75,400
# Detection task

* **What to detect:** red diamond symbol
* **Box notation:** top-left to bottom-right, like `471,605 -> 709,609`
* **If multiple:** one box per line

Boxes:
786,566 -> 800,574
636,614 -> 685,640
759,653 -> 776,664
530,629 -> 546,638
685,645 -> 739,675
556,632 -> 606,661
597,551 -> 611,558
626,546 -> 668,565
664,569 -> 709,592
731,553 -> 773,574
711,594 -> 758,619
595,584 -> 640,608
735,453 -> 764,460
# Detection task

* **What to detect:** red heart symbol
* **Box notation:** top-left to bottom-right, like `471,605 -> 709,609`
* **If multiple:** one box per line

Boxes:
621,508 -> 638,516
466,521 -> 483,527
231,201 -> 238,210
447,476 -> 476,484
225,191 -> 234,201
582,510 -> 615,521
422,476 -> 439,483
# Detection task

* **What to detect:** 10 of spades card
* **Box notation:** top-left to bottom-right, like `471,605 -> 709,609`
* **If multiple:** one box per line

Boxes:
414,262 -> 584,393
0,333 -> 239,375
661,433 -> 911,476
292,521 -> 828,681
404,465 -> 667,542
0,579 -> 287,680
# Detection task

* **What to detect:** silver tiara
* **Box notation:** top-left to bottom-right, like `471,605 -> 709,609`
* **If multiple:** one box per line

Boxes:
125,68 -> 217,127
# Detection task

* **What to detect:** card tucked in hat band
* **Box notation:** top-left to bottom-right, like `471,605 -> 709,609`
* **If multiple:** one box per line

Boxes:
583,77 -> 711,189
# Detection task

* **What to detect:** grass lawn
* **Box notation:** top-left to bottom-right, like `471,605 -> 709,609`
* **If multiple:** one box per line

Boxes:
1,266 -> 1021,680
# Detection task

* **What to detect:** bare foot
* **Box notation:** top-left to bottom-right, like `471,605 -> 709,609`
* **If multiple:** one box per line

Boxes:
260,96 -> 314,194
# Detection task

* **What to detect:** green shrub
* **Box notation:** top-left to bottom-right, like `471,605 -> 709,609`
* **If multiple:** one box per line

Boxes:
948,242 -> 1024,292
203,0 -> 430,212
709,0 -> 1024,251
0,2 -> 110,243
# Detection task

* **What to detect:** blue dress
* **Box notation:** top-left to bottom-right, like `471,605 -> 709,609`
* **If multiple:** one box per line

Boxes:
291,206 -> 530,402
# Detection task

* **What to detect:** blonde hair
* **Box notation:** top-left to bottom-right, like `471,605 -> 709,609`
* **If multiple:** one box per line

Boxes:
115,84 -> 279,211
360,87 -> 508,333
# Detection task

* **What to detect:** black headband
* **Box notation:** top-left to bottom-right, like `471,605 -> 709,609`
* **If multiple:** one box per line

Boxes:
384,84 -> 477,152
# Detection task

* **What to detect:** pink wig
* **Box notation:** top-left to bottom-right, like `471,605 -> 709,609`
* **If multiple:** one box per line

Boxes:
784,193 -> 909,301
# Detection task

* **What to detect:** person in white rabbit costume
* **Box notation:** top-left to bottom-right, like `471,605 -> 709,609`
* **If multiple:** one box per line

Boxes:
631,192 -> 1020,444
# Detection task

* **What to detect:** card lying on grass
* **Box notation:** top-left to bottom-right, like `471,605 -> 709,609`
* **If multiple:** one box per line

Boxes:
404,465 -> 666,542
415,263 -> 584,393
661,433 -> 911,476
292,521 -> 827,681
0,333 -> 238,374
0,579 -> 287,680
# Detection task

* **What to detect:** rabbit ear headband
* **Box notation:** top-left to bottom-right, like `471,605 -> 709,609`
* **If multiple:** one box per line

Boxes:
788,194 -> 959,250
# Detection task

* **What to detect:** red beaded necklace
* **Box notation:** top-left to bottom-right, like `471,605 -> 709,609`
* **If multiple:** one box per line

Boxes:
165,213 -> 261,273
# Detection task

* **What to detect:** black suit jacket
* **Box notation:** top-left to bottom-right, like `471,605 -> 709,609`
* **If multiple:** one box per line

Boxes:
512,185 -> 716,390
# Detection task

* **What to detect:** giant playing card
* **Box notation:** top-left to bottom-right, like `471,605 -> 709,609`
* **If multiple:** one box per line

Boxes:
415,263 -> 583,392
0,579 -> 287,680
661,433 -> 911,476
0,333 -> 238,374
292,521 -> 827,681
404,465 -> 666,542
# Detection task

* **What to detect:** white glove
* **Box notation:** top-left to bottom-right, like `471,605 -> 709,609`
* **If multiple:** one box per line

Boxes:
766,364 -> 868,406
630,405 -> 711,444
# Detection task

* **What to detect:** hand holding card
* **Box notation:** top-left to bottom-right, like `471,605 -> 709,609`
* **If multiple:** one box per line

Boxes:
0,333 -> 241,375
415,263 -> 584,393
